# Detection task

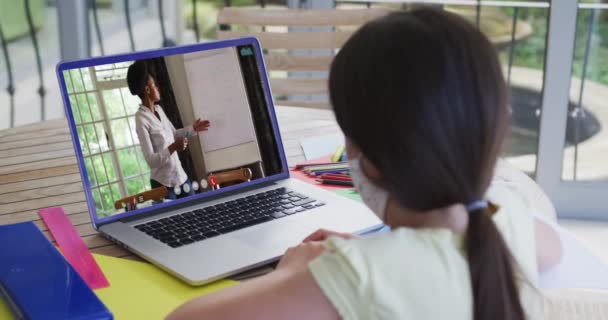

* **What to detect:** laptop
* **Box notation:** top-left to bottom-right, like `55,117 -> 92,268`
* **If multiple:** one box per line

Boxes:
56,37 -> 382,285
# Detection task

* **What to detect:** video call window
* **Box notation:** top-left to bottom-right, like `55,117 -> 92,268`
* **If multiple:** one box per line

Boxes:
63,45 -> 283,219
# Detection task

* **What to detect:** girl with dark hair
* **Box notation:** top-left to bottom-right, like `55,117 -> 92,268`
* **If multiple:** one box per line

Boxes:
168,8 -> 560,319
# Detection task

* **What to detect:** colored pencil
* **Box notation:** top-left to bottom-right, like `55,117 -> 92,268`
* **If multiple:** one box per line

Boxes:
318,174 -> 352,181
303,163 -> 350,173
319,172 -> 351,178
316,179 -> 354,186
331,145 -> 345,162
310,169 -> 351,176
295,161 -> 347,170
319,177 -> 352,182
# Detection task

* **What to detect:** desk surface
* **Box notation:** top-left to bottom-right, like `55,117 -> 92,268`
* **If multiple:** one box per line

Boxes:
0,106 -> 342,260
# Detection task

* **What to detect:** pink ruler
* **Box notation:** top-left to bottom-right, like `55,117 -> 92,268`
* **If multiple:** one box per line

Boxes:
38,207 -> 109,289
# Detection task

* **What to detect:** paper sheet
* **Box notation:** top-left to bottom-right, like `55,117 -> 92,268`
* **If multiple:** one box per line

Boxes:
537,214 -> 608,290
0,297 -> 10,319
1,254 -> 237,320
94,254 -> 236,319
184,48 -> 257,153
333,189 -> 362,202
300,134 -> 344,160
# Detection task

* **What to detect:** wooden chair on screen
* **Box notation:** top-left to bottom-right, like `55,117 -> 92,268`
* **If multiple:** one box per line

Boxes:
217,7 -> 391,109
208,167 -> 253,190
114,186 -> 168,210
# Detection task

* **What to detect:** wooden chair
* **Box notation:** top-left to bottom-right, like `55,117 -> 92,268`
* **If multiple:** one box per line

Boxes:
217,7 -> 391,109
208,167 -> 253,190
114,186 -> 168,210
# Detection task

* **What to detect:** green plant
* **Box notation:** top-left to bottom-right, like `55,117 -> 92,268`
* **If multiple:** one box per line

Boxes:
0,0 -> 46,41
498,7 -> 608,86
183,0 -> 258,39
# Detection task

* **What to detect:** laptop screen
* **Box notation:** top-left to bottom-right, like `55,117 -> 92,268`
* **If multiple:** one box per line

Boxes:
58,39 -> 287,223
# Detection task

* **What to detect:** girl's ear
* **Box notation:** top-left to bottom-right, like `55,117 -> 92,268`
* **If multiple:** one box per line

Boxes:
346,138 -> 383,180
345,137 -> 360,159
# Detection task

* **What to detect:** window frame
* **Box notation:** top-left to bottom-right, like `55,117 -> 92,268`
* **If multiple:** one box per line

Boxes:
67,64 -> 151,216
536,1 -> 608,219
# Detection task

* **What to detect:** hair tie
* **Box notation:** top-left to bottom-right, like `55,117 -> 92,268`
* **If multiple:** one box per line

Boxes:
466,200 -> 488,213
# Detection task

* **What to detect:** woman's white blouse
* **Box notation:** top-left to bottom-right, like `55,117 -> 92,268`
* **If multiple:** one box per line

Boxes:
135,105 -> 196,188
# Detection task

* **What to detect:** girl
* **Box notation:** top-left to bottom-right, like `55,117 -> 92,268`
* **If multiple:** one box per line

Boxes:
168,8 -> 560,319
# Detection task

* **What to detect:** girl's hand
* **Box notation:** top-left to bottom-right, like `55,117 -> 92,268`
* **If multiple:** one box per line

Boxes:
168,240 -> 340,320
276,242 -> 325,271
303,229 -> 357,243
193,119 -> 211,132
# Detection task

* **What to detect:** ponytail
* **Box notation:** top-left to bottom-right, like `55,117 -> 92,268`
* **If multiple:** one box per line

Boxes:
466,207 -> 525,320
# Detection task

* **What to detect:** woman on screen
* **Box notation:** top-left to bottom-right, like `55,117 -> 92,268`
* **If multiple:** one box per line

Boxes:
128,61 -> 211,200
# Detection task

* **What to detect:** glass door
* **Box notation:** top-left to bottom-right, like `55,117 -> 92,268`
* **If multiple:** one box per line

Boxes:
536,1 -> 608,219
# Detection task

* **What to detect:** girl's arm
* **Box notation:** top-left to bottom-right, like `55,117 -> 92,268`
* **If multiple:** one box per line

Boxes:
167,242 -> 339,320
535,217 -> 563,272
494,160 -> 563,272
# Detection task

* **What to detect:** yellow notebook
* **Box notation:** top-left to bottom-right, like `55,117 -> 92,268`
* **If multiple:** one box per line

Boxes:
0,254 -> 237,320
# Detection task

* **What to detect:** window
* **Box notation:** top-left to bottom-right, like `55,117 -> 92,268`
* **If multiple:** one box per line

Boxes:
64,63 -> 150,217
562,2 -> 608,181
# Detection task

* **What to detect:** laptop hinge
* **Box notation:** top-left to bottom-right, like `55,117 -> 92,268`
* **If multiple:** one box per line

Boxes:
118,179 -> 279,223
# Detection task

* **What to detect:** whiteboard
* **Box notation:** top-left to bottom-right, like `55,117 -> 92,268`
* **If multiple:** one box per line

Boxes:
183,48 -> 257,153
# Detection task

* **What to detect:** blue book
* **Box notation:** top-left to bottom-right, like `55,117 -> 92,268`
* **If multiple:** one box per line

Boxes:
0,222 -> 113,320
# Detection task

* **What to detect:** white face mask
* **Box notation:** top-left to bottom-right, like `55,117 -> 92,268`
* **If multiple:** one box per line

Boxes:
349,155 -> 390,220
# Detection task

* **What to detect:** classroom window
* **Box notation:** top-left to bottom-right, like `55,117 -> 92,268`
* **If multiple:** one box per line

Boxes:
66,64 -> 150,217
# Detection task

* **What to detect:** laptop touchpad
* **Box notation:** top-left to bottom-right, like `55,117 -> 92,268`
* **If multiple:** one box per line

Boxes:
232,220 -> 313,256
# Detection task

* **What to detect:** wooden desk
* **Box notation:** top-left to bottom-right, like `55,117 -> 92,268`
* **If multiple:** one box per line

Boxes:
0,103 -> 556,261
0,106 -> 342,260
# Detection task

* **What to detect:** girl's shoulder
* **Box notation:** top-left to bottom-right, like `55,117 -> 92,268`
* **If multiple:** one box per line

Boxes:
322,181 -> 537,275
486,180 -> 539,282
325,227 -> 470,277
310,230 -> 473,319
487,181 -> 536,242
333,227 -> 461,258
309,183 -> 541,319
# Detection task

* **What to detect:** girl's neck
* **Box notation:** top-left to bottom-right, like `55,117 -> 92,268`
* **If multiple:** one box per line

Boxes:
385,198 -> 469,233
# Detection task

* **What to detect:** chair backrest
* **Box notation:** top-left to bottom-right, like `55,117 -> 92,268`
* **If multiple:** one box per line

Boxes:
208,167 -> 253,189
217,7 -> 391,109
114,186 -> 168,210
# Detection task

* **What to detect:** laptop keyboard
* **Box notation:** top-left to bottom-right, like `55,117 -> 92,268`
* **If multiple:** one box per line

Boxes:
133,187 -> 324,248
